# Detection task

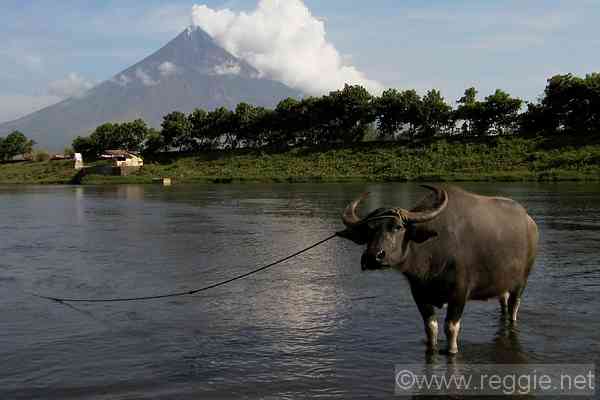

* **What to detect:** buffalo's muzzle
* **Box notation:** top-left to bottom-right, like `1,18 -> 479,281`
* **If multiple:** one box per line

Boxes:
361,251 -> 388,270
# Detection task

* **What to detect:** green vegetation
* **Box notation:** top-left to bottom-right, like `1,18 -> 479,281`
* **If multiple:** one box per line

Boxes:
134,136 -> 600,183
0,160 -> 74,184
3,135 -> 599,184
34,150 -> 50,162
69,73 -> 600,159
0,131 -> 35,161
2,72 -> 600,184
72,119 -> 156,159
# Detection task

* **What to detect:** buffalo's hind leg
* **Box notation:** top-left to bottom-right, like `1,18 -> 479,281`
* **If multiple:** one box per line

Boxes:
416,302 -> 438,351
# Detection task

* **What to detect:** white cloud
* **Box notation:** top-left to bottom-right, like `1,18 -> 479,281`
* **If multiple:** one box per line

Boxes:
158,61 -> 180,76
48,73 -> 95,98
0,94 -> 61,123
135,68 -> 159,86
111,74 -> 132,87
213,61 -> 241,75
191,0 -> 383,95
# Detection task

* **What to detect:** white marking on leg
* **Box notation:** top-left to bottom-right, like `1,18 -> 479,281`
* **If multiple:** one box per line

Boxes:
426,317 -> 438,348
499,292 -> 509,313
445,319 -> 461,354
511,298 -> 521,322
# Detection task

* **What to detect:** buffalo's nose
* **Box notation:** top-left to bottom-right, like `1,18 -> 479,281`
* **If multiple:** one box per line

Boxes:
375,249 -> 386,262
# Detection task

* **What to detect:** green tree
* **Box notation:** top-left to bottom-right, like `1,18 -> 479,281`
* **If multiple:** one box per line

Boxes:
161,111 -> 192,151
141,128 -> 163,155
528,73 -> 600,135
89,123 -> 119,154
233,102 -> 259,148
483,89 -> 522,135
455,87 -> 483,135
400,90 -> 422,138
0,131 -> 35,161
252,107 -> 276,147
418,89 -> 452,137
204,107 -> 235,149
271,97 -> 302,148
374,88 -> 424,140
189,108 -> 209,149
294,96 -> 321,146
234,104 -> 273,148
325,84 -> 375,144
455,88 -> 522,136
72,135 -> 97,159
304,94 -> 334,145
374,88 -> 404,139
460,87 -> 477,105
584,73 -> 600,132
541,74 -> 582,134
115,119 -> 149,152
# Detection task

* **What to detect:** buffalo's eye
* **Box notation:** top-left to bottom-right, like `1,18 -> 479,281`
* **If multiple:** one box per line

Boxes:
392,224 -> 404,232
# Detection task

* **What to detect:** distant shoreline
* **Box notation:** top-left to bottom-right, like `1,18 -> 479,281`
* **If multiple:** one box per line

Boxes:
1,135 -> 599,185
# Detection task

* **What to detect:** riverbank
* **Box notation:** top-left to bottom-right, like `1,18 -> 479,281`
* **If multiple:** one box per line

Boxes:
1,135 -> 599,184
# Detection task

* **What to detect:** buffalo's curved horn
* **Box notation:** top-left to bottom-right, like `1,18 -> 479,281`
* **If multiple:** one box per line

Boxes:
342,192 -> 369,227
395,185 -> 448,223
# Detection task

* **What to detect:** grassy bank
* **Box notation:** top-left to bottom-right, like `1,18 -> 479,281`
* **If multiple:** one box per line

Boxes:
2,135 -> 600,184
0,159 -> 76,184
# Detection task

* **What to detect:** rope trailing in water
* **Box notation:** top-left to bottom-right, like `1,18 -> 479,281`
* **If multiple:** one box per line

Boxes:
30,233 -> 339,303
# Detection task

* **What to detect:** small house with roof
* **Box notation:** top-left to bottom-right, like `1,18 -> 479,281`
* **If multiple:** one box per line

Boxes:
101,150 -> 144,168
99,149 -> 143,176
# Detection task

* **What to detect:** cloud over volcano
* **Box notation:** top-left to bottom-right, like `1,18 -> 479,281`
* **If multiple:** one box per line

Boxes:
191,0 -> 383,95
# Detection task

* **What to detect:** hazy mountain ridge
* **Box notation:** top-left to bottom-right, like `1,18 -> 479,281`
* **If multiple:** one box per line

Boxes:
0,26 -> 301,150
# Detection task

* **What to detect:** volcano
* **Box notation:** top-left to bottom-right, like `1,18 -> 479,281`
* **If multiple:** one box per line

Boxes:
0,26 -> 301,150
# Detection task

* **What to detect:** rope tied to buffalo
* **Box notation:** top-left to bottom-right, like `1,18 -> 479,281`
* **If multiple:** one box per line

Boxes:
30,233 -> 339,303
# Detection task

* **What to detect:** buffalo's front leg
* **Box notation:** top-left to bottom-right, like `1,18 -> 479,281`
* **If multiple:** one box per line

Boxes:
416,302 -> 438,350
508,286 -> 525,322
499,292 -> 509,315
444,319 -> 461,355
442,300 -> 465,355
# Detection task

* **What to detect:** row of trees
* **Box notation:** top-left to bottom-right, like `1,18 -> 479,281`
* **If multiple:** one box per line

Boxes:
522,73 -> 600,135
0,131 -> 35,161
72,119 -> 155,159
72,73 -> 600,158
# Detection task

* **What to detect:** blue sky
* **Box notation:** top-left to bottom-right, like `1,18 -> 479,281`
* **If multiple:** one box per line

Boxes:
1,0 -> 598,122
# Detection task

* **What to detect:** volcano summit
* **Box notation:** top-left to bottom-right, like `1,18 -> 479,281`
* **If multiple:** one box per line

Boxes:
0,26 -> 301,149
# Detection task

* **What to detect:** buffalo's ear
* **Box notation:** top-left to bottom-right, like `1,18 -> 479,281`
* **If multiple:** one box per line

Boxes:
336,228 -> 368,245
407,224 -> 438,244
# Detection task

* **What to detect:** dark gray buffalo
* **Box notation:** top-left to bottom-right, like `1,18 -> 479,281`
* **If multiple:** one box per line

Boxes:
338,185 -> 538,354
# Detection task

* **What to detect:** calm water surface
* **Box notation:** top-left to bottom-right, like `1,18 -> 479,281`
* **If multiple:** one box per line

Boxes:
1,183 -> 599,399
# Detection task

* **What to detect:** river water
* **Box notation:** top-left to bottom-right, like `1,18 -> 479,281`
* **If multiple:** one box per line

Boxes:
0,183 -> 598,399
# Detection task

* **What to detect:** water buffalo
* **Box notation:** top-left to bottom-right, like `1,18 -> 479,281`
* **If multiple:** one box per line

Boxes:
337,185 -> 538,354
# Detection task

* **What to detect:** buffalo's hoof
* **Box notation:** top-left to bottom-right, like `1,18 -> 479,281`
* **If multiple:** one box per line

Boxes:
425,346 -> 438,357
439,348 -> 459,356
425,342 -> 438,350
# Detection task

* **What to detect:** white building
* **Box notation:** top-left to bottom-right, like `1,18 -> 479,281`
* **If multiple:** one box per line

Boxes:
101,150 -> 144,168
